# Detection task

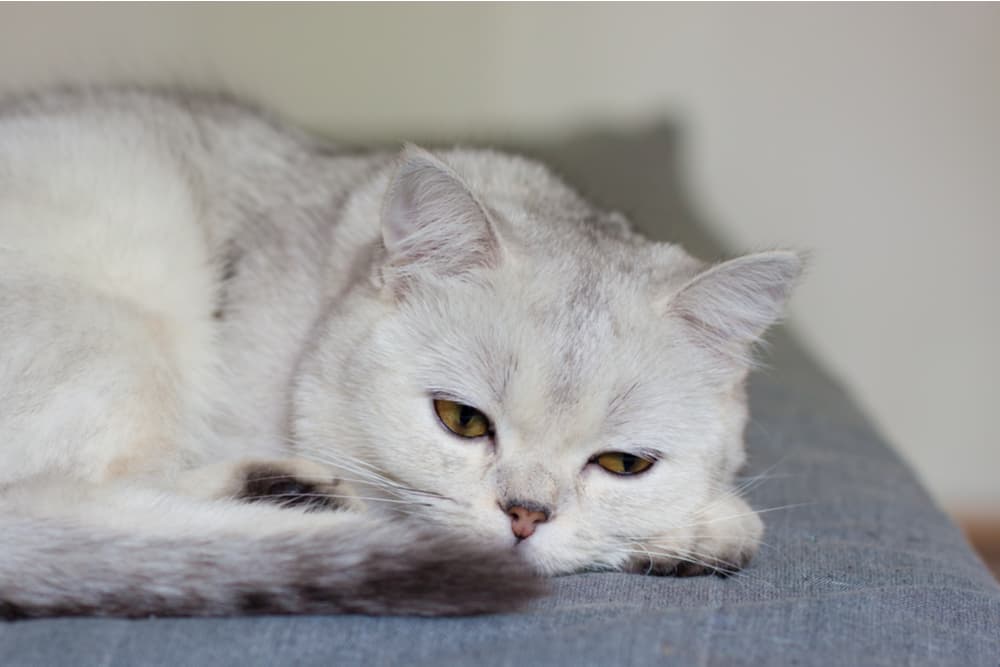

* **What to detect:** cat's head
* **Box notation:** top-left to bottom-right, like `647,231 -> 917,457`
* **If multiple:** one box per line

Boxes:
293,146 -> 801,576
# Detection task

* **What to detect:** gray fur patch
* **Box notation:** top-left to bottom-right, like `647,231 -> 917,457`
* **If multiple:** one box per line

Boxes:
0,517 -> 545,618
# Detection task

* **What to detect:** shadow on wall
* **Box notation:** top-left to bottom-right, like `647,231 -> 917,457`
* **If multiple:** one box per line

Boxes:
508,124 -> 725,261
342,121 -> 723,258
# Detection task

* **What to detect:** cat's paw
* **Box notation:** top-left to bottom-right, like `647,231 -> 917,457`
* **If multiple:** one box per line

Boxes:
627,493 -> 762,577
173,458 -> 363,512
237,460 -> 362,512
684,492 -> 762,576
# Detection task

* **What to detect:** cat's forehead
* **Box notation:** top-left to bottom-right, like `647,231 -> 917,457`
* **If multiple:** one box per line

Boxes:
521,271 -> 624,401
410,259 -> 671,413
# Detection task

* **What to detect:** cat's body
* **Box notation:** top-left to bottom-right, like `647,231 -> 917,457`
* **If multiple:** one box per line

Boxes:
0,90 -> 800,618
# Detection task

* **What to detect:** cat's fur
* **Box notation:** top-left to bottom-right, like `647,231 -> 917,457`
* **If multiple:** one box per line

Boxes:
0,89 -> 801,618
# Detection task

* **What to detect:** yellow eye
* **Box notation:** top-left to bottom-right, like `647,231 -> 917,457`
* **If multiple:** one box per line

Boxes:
433,399 -> 491,438
594,452 -> 654,475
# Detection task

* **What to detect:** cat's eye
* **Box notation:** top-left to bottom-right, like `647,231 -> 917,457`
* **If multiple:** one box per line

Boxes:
593,452 -> 655,476
433,399 -> 492,438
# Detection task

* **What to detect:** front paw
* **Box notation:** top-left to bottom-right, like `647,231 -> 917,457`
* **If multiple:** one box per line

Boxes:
238,460 -> 361,512
626,493 -> 762,577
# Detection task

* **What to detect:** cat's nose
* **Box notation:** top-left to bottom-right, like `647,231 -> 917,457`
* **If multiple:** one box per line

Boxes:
505,503 -> 550,540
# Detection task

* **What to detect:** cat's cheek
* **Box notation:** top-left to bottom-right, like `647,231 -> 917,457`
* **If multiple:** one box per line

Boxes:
511,538 -> 568,576
461,495 -> 523,547
506,518 -> 606,576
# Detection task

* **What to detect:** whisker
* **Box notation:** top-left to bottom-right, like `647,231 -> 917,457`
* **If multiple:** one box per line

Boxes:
294,447 -> 446,496
242,492 -> 431,506
682,502 -> 814,531
731,472 -> 797,497
279,434 -> 455,505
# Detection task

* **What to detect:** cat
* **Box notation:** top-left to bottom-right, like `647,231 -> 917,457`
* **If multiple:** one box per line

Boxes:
0,88 -> 801,619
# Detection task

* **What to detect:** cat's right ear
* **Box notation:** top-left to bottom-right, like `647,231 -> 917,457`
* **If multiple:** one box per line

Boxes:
379,146 -> 501,293
667,250 -> 804,366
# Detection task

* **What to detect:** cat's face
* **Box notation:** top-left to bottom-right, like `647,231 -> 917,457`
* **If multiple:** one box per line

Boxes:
294,147 -> 799,576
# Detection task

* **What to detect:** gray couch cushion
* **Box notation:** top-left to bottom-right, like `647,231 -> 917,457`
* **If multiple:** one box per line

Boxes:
3,128 -> 999,666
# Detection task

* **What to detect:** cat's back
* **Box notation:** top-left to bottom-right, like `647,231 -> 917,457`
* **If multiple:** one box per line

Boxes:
0,89 -> 349,473
0,89 -> 325,319
1,91 -> 212,316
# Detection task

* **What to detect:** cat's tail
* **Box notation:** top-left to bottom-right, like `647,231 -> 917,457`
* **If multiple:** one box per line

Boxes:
0,495 -> 544,619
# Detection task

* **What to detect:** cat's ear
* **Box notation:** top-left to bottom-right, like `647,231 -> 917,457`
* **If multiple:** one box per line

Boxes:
380,145 -> 500,289
668,250 -> 803,363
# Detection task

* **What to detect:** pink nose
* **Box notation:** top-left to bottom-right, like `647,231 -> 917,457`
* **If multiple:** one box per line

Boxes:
508,505 -> 549,540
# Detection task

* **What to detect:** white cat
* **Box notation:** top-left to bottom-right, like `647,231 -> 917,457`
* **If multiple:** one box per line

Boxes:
0,89 -> 801,618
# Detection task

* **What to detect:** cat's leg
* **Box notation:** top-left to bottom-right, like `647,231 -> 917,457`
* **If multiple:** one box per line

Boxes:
172,458 -> 365,512
0,271 -> 213,486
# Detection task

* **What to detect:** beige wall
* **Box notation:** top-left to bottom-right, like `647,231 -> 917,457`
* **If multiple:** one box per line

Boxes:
1,4 -> 997,513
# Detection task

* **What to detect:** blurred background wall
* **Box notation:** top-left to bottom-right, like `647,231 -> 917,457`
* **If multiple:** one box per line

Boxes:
0,3 -> 997,518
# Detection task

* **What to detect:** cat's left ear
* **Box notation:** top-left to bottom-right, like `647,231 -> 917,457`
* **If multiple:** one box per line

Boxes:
668,250 -> 804,364
380,145 -> 501,290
